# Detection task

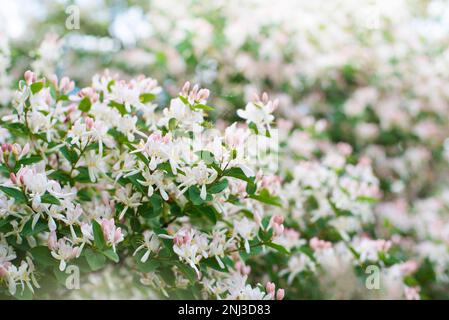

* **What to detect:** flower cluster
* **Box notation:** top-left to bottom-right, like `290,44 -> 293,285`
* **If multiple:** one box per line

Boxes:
0,71 -> 290,299
0,0 -> 448,300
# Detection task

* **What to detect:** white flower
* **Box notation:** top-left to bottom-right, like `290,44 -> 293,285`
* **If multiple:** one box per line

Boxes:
113,184 -> 142,220
237,99 -> 276,134
280,253 -> 316,284
178,161 -> 217,200
137,169 -> 169,200
133,231 -> 161,263
78,150 -> 108,183
50,238 -> 82,271
233,217 -> 258,253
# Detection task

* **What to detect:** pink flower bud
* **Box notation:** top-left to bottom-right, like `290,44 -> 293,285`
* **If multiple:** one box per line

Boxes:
242,265 -> 251,275
197,89 -> 210,102
0,263 -> 11,278
24,70 -> 37,85
266,282 -> 275,295
235,261 -> 242,272
276,289 -> 285,300
273,215 -> 284,225
181,81 -> 190,96
274,224 -> 284,237
0,267 -> 7,278
9,172 -> 17,184
85,117 -> 94,129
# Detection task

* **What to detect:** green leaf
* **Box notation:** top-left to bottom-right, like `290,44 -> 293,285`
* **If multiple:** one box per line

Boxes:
208,179 -> 228,194
168,118 -> 177,131
48,170 -> 72,184
202,257 -> 228,272
258,228 -> 273,242
108,128 -> 128,144
249,189 -> 282,207
60,145 -> 78,163
0,186 -> 27,204
84,248 -> 106,271
200,205 -> 219,224
30,81 -> 44,94
150,194 -> 163,216
0,164 -> 9,176
135,251 -> 160,272
73,167 -> 91,183
101,248 -> 119,263
179,95 -> 190,106
92,220 -> 106,250
29,246 -> 57,267
193,103 -> 214,111
16,155 -> 42,167
140,93 -> 156,103
109,101 -> 127,115
13,285 -> 34,300
188,186 -> 210,206
266,242 -> 290,255
248,122 -> 259,134
195,150 -> 216,165
22,220 -> 49,237
41,193 -> 61,205
223,167 -> 252,182
53,267 -> 69,286
175,262 -> 197,283
222,167 -> 256,194
1,123 -> 30,137
78,97 -> 92,112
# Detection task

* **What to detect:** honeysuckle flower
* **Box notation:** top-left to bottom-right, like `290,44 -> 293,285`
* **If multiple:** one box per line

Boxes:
281,253 -> 316,284
237,94 -> 277,134
132,132 -> 171,170
89,120 -> 116,155
113,184 -> 142,219
78,150 -> 108,182
177,161 -> 217,200
100,218 -> 124,252
133,231 -> 161,263
160,228 -> 210,278
233,217 -> 258,253
50,238 -> 82,271
137,169 -> 170,200
0,61 -> 438,300
353,237 -> 392,263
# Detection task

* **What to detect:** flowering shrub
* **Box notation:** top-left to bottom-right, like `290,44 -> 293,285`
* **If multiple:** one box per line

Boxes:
0,70 -> 291,299
0,0 -> 448,300
0,70 -> 428,300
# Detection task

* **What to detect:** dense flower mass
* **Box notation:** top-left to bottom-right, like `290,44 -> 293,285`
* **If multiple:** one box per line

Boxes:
0,0 -> 449,300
